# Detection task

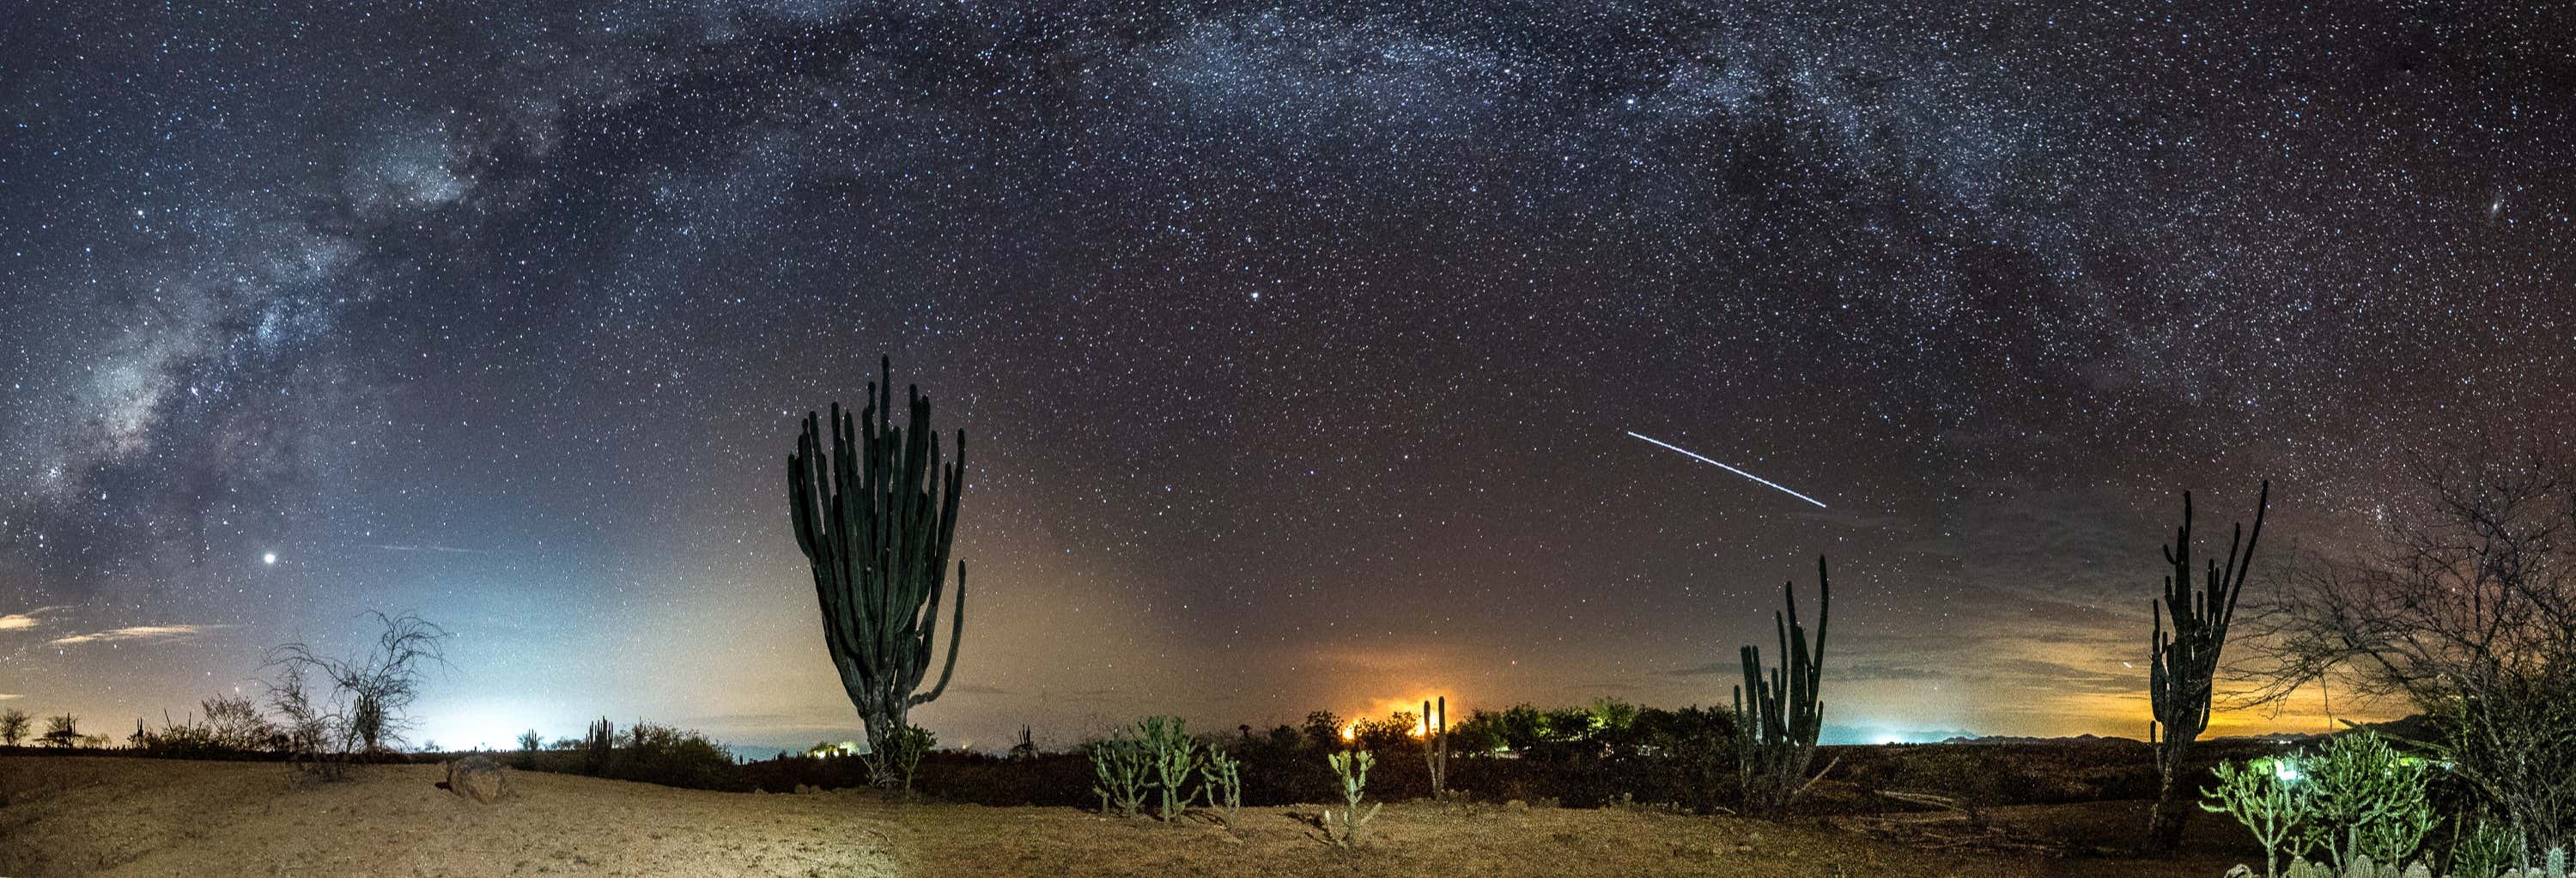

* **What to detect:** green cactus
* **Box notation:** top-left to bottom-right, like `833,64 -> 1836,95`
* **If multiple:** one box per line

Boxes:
2506,848 -> 2575,878
2241,839 -> 2569,878
1088,729 -> 1151,818
2204,756 -> 2312,878
1200,749 -> 1243,824
1324,749 -> 1381,848
1732,556 -> 1832,814
787,357 -> 969,791
886,723 -> 935,795
2447,820 -> 2523,878
2302,732 -> 2434,868
1139,716 -> 1200,821
2275,856 -> 2424,878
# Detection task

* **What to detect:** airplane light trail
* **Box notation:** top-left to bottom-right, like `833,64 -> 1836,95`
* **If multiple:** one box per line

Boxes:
1625,430 -> 1829,509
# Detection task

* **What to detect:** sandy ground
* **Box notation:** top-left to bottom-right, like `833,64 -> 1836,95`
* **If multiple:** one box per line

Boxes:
2,757 -> 896,877
2,756 -> 2247,876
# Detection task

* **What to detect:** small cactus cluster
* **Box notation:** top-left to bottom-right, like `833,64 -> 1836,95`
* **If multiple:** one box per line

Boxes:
1089,728 -> 1151,818
2203,729 -> 2564,878
2273,857 -> 2434,878
1089,716 -> 1230,822
2233,848 -> 2569,878
1200,749 -> 1243,823
1322,749 -> 1382,848
1141,716 -> 1198,821
2492,847 -> 2569,878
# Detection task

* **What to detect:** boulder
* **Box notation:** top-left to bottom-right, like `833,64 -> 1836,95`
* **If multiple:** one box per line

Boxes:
443,755 -> 509,803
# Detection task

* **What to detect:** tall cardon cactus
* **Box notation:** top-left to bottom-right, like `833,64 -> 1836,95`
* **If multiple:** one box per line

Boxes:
1732,555 -> 1831,814
787,357 -> 968,790
2142,480 -> 2268,851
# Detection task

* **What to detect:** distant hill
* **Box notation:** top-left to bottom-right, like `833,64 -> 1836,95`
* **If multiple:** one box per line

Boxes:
1820,725 -> 1978,745
1933,733 -> 2142,746
1918,714 -> 2437,747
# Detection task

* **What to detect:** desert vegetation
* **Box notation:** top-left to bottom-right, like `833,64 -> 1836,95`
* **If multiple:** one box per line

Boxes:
14,372 -> 2575,878
261,612 -> 450,777
1733,555 -> 1833,815
2148,481 -> 2272,851
2160,444 -> 2576,877
786,356 -> 969,792
2200,729 -> 2570,878
2239,448 -> 2576,854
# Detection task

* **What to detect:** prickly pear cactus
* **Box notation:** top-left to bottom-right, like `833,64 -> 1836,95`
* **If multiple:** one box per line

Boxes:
2270,855 -> 2435,878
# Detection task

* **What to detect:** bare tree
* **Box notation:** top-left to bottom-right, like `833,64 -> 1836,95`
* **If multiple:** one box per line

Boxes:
201,693 -> 277,752
2239,446 -> 2576,847
264,612 -> 450,778
0,708 -> 27,746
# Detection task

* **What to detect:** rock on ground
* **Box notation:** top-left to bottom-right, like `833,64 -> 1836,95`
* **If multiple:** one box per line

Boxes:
443,755 -> 509,803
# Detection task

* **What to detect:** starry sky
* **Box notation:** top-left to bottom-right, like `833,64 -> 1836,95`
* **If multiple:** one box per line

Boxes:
3,1 -> 2572,753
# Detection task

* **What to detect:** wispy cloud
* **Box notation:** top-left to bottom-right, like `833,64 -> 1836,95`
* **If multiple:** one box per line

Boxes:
361,543 -> 499,554
0,606 -> 66,631
50,624 -> 228,646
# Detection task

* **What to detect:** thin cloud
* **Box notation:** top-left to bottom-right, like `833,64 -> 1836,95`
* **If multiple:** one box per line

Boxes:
0,606 -> 66,631
50,624 -> 228,646
361,543 -> 500,554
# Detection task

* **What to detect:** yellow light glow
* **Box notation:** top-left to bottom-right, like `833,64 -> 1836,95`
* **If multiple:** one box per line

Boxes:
1342,693 -> 1452,740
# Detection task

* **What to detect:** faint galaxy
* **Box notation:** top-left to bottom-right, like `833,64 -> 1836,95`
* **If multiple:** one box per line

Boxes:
2,1 -> 2571,750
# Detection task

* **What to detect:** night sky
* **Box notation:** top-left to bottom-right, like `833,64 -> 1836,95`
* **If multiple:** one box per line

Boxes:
4,1 -> 2572,753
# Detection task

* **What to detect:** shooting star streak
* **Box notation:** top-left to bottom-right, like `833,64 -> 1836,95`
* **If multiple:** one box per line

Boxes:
1625,430 -> 1829,509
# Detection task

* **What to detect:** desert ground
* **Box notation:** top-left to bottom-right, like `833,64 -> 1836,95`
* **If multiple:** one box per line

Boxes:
2,756 -> 2253,877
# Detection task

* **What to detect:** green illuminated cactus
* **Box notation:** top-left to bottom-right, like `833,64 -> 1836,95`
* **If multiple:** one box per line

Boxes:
1324,749 -> 1381,848
1089,729 -> 1151,818
1140,716 -> 1200,821
1200,749 -> 1243,824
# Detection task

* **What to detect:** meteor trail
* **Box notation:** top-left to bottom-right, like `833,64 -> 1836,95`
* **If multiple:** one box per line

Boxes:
1625,430 -> 1829,509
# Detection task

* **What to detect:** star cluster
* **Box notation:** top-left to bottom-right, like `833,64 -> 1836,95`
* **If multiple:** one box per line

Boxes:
2,1 -> 2570,750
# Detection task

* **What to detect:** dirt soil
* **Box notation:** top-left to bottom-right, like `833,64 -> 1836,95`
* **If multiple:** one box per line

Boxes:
2,756 -> 2250,876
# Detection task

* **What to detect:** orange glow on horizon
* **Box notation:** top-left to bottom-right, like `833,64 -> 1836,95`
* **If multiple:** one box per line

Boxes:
1340,693 -> 1452,740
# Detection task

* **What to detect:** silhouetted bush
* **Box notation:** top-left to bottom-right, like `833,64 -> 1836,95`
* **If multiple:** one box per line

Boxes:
517,718 -> 745,790
130,695 -> 282,759
608,722 -> 738,789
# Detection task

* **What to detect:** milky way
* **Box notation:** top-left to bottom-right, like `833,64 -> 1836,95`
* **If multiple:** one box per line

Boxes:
3,1 -> 2571,750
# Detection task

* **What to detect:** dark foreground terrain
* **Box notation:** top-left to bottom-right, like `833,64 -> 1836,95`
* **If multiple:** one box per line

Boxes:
1,755 -> 2254,876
